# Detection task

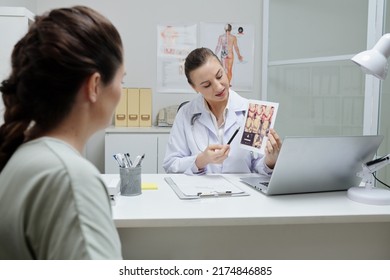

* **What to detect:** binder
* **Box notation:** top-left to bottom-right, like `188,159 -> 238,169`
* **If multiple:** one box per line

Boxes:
164,175 -> 248,200
127,88 -> 140,127
115,88 -> 128,127
139,88 -> 152,127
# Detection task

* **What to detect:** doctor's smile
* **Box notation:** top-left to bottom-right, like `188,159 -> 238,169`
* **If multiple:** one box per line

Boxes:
215,88 -> 227,98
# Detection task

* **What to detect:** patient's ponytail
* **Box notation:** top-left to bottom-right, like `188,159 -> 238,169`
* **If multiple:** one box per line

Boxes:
0,6 -> 123,171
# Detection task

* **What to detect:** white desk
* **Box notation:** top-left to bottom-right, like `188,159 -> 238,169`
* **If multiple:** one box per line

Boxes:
105,174 -> 390,260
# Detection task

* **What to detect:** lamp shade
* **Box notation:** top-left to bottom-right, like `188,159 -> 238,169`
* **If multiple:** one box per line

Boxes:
351,33 -> 390,80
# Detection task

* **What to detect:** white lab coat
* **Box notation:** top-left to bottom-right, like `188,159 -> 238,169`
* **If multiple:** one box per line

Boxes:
163,90 -> 273,175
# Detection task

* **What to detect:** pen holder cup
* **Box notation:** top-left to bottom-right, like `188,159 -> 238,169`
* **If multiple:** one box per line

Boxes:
119,166 -> 142,196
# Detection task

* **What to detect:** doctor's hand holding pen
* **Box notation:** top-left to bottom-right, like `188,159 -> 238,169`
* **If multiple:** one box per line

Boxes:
194,126 -> 238,169
195,144 -> 230,170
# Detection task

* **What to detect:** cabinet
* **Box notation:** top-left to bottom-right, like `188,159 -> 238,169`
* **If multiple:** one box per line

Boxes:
0,7 -> 34,124
104,126 -> 170,174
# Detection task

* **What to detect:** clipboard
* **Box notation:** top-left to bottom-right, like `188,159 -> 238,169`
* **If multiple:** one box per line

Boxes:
164,175 -> 249,200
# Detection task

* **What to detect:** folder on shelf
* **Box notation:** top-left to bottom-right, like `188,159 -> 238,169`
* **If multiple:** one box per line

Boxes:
115,88 -> 128,127
164,175 -> 248,200
139,88 -> 152,127
127,88 -> 140,127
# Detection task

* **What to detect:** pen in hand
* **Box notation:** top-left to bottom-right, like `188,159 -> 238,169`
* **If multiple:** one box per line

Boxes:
227,127 -> 240,145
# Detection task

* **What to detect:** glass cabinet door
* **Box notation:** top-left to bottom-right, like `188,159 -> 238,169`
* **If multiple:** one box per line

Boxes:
264,0 -> 368,136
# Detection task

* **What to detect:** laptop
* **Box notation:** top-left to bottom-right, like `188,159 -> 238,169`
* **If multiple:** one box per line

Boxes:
240,135 -> 383,195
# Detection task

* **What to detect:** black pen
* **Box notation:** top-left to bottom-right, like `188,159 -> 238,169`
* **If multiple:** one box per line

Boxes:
227,127 -> 240,145
113,154 -> 122,167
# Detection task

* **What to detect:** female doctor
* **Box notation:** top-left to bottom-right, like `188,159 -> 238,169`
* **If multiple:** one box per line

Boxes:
163,47 -> 282,175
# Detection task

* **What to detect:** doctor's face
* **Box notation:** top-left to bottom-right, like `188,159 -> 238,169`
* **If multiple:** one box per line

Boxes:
189,57 -> 230,105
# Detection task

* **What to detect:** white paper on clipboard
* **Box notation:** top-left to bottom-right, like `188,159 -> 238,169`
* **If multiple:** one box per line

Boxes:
164,175 -> 248,200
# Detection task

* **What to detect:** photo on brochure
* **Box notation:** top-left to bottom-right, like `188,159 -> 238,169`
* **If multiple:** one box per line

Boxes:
239,100 -> 279,154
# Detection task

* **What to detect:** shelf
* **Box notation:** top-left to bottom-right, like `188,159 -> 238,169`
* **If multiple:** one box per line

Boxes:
105,126 -> 171,134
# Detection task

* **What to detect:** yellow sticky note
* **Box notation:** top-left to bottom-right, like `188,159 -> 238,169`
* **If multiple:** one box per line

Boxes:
142,182 -> 158,190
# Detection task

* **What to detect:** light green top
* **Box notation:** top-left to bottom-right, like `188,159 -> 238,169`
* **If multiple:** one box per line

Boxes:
0,137 -> 122,259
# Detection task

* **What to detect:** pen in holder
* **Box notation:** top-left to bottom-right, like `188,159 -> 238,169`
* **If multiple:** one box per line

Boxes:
119,166 -> 142,196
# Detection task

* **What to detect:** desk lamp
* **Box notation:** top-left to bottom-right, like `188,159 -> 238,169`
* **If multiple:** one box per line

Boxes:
351,33 -> 390,80
347,155 -> 390,205
349,33 -> 390,204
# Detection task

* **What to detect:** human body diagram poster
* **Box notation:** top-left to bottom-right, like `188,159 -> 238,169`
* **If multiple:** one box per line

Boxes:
157,22 -> 254,93
240,100 -> 279,154
200,22 -> 254,91
157,24 -> 197,93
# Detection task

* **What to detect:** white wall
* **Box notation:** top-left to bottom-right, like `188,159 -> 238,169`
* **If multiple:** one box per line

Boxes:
0,0 -> 36,12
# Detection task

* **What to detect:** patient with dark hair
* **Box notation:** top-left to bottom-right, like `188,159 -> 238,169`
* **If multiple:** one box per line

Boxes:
0,6 -> 125,259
